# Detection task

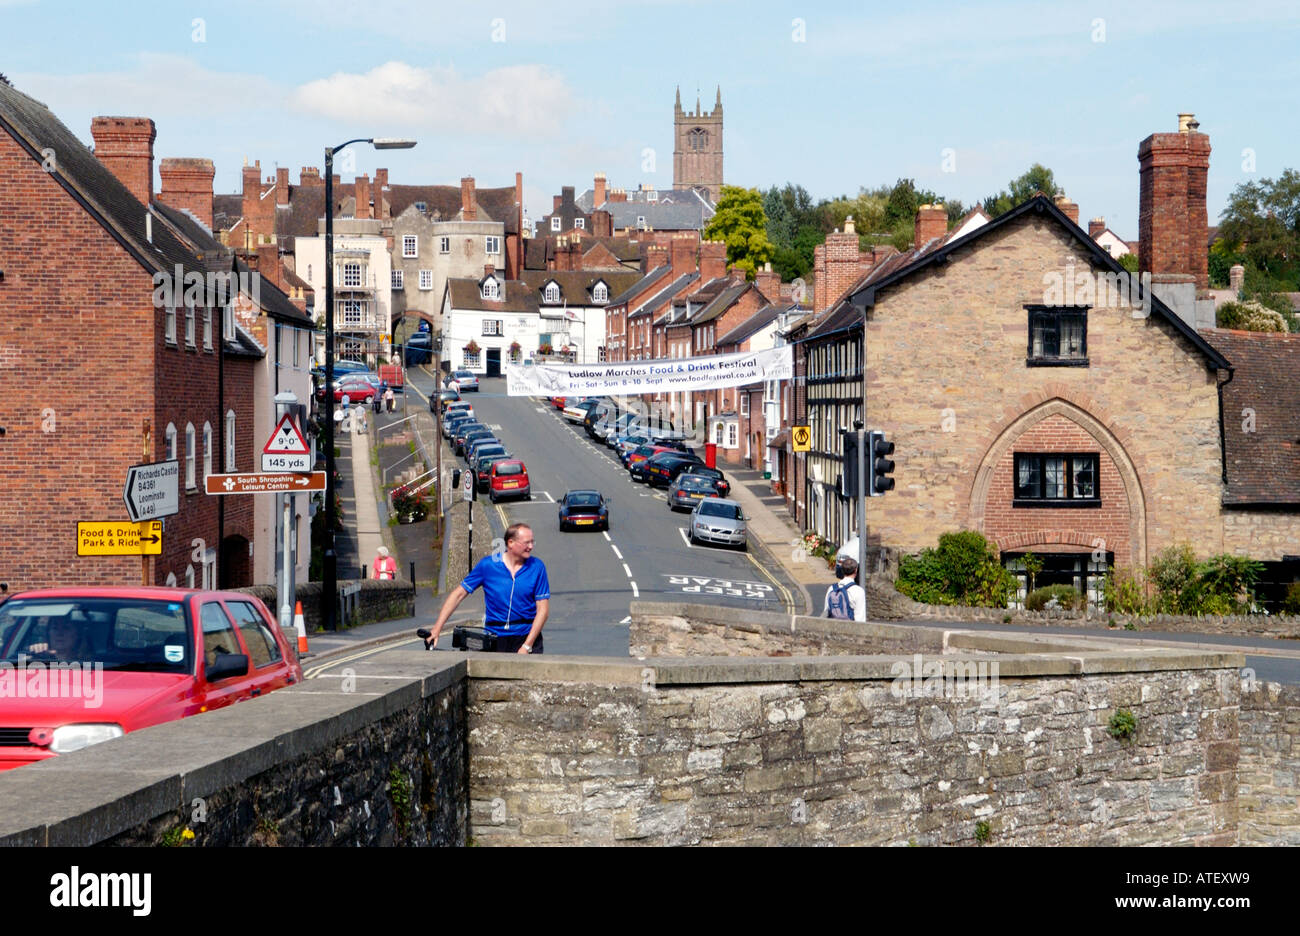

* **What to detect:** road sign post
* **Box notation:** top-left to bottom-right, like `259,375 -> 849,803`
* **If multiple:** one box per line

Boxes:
122,460 -> 180,523
272,393 -> 301,632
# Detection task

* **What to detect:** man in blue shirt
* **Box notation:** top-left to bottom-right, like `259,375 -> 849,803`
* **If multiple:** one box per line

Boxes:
424,522 -> 550,653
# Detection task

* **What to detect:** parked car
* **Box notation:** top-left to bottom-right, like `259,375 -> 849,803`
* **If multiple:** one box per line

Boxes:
558,490 -> 609,531
431,388 -> 461,414
465,434 -> 502,464
643,452 -> 707,488
592,410 -> 641,442
683,464 -> 731,498
615,434 -> 652,462
474,450 -> 513,492
689,497 -> 748,550
563,399 -> 602,424
452,421 -> 486,453
668,473 -> 723,511
445,369 -> 479,391
333,375 -> 380,403
402,332 -> 434,366
443,412 -> 476,439
488,460 -> 531,503
0,587 -> 303,771
460,428 -> 496,458
627,444 -> 684,481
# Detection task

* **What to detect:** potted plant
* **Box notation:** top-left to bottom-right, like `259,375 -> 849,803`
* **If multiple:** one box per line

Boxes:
463,339 -> 480,355
538,342 -> 554,356
509,340 -> 522,362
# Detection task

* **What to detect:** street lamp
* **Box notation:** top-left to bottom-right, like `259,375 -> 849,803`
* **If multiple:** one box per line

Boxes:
323,136 -> 416,632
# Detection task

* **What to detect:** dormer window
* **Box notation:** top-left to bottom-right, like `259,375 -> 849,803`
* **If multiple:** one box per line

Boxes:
544,283 -> 560,304
1027,305 -> 1089,366
574,218 -> 585,230
414,201 -> 427,212
551,217 -> 562,232
482,279 -> 501,301
637,216 -> 647,230
592,282 -> 608,303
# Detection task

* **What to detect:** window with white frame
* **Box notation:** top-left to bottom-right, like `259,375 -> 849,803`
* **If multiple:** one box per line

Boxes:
202,548 -> 216,590
485,236 -> 500,255
547,216 -> 560,231
293,329 -> 301,367
342,263 -> 362,287
419,270 -> 433,290
544,283 -> 560,304
165,423 -> 177,462
185,423 -> 196,489
203,306 -> 213,350
203,422 -> 212,479
402,235 -> 418,258
740,393 -> 749,417
592,282 -> 608,303
223,304 -> 235,342
636,216 -> 647,230
225,410 -> 236,471
726,422 -> 738,448
165,304 -> 177,344
481,279 -> 501,300
391,269 -> 404,290
439,236 -> 450,254
341,300 -> 364,325
574,218 -> 584,230
463,349 -> 481,368
483,320 -> 502,336
713,421 -> 724,445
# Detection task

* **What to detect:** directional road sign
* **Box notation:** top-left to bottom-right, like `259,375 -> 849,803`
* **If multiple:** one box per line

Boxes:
77,520 -> 163,556
123,460 -> 180,523
205,471 -> 326,495
262,414 -> 312,472
792,426 -> 812,453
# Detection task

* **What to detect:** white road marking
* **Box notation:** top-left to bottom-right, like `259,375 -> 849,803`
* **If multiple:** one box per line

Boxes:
630,582 -> 639,598
678,527 -> 693,548
488,424 -> 502,430
610,544 -> 623,560
542,490 -> 555,503
535,407 -> 546,413
602,531 -> 611,541
622,563 -> 632,578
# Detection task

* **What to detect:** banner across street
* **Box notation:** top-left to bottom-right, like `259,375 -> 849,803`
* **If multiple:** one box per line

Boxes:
505,345 -> 793,397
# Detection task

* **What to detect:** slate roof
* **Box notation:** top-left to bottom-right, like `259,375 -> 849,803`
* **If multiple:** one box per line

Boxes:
717,303 -> 784,347
386,184 -> 519,233
603,200 -> 713,232
1200,329 -> 1300,506
631,273 -> 698,321
608,264 -> 671,305
576,186 -> 715,213
688,283 -> 750,326
521,270 -> 641,308
446,278 -> 538,314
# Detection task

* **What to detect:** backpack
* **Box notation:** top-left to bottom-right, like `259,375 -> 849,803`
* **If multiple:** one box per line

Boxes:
826,582 -> 853,620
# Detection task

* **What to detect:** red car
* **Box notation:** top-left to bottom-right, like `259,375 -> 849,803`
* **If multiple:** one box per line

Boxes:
0,587 -> 302,771
334,377 -> 378,403
488,460 -> 532,503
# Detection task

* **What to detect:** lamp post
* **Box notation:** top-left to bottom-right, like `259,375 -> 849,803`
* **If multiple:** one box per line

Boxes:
322,136 -> 416,631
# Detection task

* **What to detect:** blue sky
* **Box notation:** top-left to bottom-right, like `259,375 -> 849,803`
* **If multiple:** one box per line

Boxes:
5,0 -> 1298,236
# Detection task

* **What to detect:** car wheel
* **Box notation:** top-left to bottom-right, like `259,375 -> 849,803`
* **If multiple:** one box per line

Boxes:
525,492 -> 532,500
738,540 -> 748,553
689,529 -> 698,545
489,492 -> 498,504
558,519 -> 566,531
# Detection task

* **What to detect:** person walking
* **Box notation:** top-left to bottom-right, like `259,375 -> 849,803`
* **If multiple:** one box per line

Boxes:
424,523 -> 549,653
384,387 -> 395,413
372,546 -> 397,580
823,557 -> 867,622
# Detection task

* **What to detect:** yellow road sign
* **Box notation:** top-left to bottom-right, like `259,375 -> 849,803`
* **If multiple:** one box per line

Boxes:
77,520 -> 163,556
792,425 -> 812,452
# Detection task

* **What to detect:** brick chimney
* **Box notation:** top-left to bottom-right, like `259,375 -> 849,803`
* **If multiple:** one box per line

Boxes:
239,160 -> 277,247
484,263 -> 495,278
670,233 -> 697,278
822,225 -> 861,312
460,177 -> 476,221
275,167 -> 289,206
699,240 -> 727,282
644,243 -> 669,273
813,244 -> 827,313
592,210 -> 612,237
157,157 -> 215,228
755,263 -> 780,305
255,243 -> 286,291
300,167 -> 323,186
609,188 -> 628,203
1138,113 -> 1211,289
914,204 -> 947,250
374,168 -> 389,219
553,195 -> 563,212
1088,217 -> 1106,240
1053,194 -> 1079,225
594,172 -> 607,207
90,116 -> 157,206
355,174 -> 371,220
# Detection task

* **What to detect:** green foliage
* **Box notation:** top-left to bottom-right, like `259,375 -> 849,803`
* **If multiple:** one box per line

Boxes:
974,820 -> 991,844
1147,545 -> 1263,615
1103,567 -> 1151,615
1020,551 -> 1043,592
1218,169 -> 1300,289
771,244 -> 810,282
1107,709 -> 1138,742
983,163 -> 1062,217
1216,300 -> 1288,332
1281,583 -> 1300,615
1148,544 -> 1201,613
391,486 -> 428,522
896,531 -> 1016,608
1117,252 -> 1139,273
703,185 -> 774,277
1208,241 -> 1244,289
389,766 -> 412,841
1025,585 -> 1084,612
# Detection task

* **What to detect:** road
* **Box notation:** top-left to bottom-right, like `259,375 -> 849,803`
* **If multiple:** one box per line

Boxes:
406,371 -> 798,657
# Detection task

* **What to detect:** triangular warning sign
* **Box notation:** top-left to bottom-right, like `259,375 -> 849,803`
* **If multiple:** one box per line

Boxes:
264,414 -> 310,454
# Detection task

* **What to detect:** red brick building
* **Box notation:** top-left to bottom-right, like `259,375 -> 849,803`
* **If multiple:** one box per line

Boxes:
0,85 -> 258,590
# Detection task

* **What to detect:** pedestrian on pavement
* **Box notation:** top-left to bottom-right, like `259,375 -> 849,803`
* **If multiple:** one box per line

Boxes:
384,387 -> 395,413
372,387 -> 383,414
424,522 -> 549,653
373,546 -> 397,580
824,557 -> 867,622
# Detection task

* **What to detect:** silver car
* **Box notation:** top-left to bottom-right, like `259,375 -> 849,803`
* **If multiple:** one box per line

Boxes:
689,497 -> 747,550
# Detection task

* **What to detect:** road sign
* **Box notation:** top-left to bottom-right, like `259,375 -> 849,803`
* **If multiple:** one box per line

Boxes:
77,520 -> 163,556
262,414 -> 312,472
263,451 -> 312,472
792,426 -> 811,453
205,472 -> 326,495
462,468 -> 473,502
123,460 -> 180,523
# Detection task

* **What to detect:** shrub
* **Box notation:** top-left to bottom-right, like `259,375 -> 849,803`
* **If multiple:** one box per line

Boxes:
391,486 -> 428,522
1148,544 -> 1201,613
1196,554 -> 1263,613
1216,299 -> 1288,333
1103,566 -> 1150,615
1107,709 -> 1138,741
896,531 -> 1016,608
1282,583 -> 1300,616
1025,584 -> 1084,612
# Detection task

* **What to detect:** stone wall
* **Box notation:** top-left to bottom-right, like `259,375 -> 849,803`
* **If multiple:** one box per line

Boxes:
1239,681 -> 1300,846
238,578 -> 415,632
866,576 -> 1300,640
466,651 -> 1242,846
0,663 -> 467,847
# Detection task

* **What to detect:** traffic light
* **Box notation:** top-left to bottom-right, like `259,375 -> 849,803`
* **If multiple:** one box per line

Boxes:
840,428 -> 859,498
868,430 -> 895,496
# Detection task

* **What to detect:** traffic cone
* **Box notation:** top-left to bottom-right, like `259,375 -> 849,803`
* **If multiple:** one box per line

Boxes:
294,601 -> 309,656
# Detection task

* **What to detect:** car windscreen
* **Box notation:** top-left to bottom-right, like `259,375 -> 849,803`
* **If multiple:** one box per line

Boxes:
0,597 -> 194,673
698,501 -> 741,520
678,475 -> 718,492
476,446 -> 507,459
566,493 -> 602,507
496,463 -> 524,476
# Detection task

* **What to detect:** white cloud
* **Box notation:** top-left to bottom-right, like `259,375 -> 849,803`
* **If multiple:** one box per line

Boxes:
291,61 -> 580,139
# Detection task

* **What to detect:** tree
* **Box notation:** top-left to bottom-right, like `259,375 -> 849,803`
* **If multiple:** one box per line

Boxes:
771,245 -> 810,282
1218,170 -> 1300,288
763,186 -> 795,249
703,185 -> 774,278
983,164 -> 1062,217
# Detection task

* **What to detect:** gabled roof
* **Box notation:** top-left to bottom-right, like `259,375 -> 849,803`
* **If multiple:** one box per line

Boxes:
521,270 -> 641,307
717,303 -> 784,347
603,200 -> 713,233
608,264 -> 671,305
689,283 -> 750,326
1200,328 -> 1300,506
387,184 -> 519,233
807,194 -> 1231,371
446,278 -> 538,314
630,273 -> 698,321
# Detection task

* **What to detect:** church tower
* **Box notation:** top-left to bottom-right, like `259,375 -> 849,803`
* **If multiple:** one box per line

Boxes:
673,85 -> 723,204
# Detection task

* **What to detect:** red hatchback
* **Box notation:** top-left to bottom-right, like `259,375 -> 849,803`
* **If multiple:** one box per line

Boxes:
0,587 -> 302,771
488,460 -> 532,503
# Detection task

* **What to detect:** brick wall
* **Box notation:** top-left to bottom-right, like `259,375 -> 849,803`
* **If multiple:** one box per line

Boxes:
1138,128 -> 1211,289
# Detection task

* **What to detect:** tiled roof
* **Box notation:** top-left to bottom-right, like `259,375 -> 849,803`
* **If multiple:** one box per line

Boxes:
631,273 -> 698,320
717,303 -> 783,347
608,264 -> 670,305
689,283 -> 750,326
387,184 -> 519,233
1200,328 -> 1300,506
213,193 -> 242,231
521,270 -> 641,307
576,186 -> 716,212
603,200 -> 712,232
446,278 -> 538,314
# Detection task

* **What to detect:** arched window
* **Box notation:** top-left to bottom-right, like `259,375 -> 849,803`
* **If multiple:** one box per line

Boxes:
202,422 -> 213,479
544,283 -> 559,304
225,410 -> 236,471
185,423 -> 196,489
592,283 -> 608,303
481,279 -> 501,300
165,422 -> 177,462
688,127 -> 707,151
